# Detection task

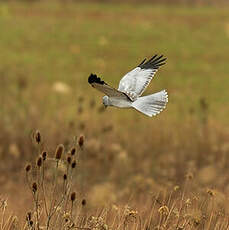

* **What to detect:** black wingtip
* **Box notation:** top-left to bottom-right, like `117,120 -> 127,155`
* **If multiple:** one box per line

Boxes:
139,54 -> 167,69
88,73 -> 105,85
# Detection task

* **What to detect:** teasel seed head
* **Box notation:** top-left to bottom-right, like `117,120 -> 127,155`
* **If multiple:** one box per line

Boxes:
42,151 -> 47,161
70,147 -> 76,156
35,130 -> 41,144
82,199 -> 86,206
36,156 -> 42,168
55,144 -> 64,160
70,192 -> 76,202
71,160 -> 76,169
32,182 -> 38,193
25,164 -> 31,173
67,156 -> 72,164
78,135 -> 84,148
63,174 -> 67,180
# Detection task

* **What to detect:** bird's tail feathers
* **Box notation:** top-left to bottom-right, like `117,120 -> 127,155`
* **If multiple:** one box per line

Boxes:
132,90 -> 168,117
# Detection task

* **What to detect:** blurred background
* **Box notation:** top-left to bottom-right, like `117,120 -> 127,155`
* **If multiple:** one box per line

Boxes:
0,0 -> 229,219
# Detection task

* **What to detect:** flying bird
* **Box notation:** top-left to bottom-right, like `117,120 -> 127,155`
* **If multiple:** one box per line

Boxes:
88,54 -> 168,117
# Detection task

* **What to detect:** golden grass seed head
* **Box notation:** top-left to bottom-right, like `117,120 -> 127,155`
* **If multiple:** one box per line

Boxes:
207,188 -> 216,197
70,147 -> 76,156
174,185 -> 180,191
63,213 -> 71,222
71,160 -> 76,169
25,164 -> 31,172
185,198 -> 191,206
70,192 -> 76,202
36,156 -> 42,167
158,206 -> 169,216
78,135 -> 84,148
42,151 -> 47,161
32,182 -> 38,193
82,199 -> 86,206
35,130 -> 41,144
55,144 -> 64,160
193,217 -> 201,227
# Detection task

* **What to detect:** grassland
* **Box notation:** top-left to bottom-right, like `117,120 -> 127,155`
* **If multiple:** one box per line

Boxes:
0,1 -> 229,229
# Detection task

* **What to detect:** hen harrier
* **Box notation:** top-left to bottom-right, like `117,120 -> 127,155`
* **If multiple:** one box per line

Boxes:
88,54 -> 168,117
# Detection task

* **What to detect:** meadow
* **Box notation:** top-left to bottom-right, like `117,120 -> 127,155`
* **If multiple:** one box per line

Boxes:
0,1 -> 229,229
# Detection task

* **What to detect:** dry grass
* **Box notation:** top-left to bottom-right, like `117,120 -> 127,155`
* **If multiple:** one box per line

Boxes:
1,132 -> 229,229
1,2 -> 229,229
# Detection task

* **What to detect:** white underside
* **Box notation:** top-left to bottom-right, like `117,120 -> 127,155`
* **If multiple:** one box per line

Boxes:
108,90 -> 168,117
109,97 -> 132,108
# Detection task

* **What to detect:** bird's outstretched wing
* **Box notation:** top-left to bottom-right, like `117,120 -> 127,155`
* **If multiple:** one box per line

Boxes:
118,54 -> 166,100
88,74 -> 131,100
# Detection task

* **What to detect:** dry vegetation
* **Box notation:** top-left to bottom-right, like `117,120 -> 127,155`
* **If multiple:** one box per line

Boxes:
1,130 -> 229,229
1,1 -> 229,229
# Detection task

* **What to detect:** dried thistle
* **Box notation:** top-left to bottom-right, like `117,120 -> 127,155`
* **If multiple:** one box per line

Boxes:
25,164 -> 31,173
36,156 -> 42,168
35,130 -> 41,144
55,144 -> 64,160
71,160 -> 76,169
82,199 -> 86,206
42,151 -> 47,161
70,147 -> 76,156
67,156 -> 72,164
78,135 -> 84,148
71,192 -> 76,202
32,182 -> 38,193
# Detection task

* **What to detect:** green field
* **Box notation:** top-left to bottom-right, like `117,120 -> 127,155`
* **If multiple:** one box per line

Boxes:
1,2 -> 229,124
1,2 -> 229,227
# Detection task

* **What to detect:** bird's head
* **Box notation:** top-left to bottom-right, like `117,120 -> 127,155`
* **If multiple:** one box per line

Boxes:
102,96 -> 109,108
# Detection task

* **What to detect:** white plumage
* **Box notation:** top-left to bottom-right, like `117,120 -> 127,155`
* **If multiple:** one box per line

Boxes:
88,54 -> 168,117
